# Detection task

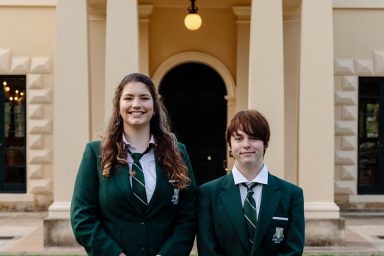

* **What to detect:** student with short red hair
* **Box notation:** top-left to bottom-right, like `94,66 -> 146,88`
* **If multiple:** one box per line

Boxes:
197,110 -> 304,256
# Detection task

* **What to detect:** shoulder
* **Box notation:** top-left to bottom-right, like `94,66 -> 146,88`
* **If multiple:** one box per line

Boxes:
85,140 -> 102,156
270,174 -> 302,196
198,175 -> 227,195
176,142 -> 186,151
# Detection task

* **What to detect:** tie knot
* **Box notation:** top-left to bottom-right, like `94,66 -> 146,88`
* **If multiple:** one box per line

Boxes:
128,145 -> 151,161
242,182 -> 259,193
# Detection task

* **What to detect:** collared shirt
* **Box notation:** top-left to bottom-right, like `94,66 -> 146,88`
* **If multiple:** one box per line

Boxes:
232,163 -> 269,221
122,134 -> 157,204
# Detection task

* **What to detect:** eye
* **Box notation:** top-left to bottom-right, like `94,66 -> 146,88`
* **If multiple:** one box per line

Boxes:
235,137 -> 242,141
141,97 -> 150,100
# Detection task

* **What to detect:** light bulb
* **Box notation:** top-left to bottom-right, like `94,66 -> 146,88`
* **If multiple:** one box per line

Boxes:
15,90 -> 19,94
20,92 -> 24,96
3,81 -> 6,86
14,97 -> 18,100
9,97 -> 13,101
184,13 -> 202,30
6,87 -> 10,91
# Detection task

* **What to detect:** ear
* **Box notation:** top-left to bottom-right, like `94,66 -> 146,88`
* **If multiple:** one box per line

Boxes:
265,141 -> 269,149
227,142 -> 232,151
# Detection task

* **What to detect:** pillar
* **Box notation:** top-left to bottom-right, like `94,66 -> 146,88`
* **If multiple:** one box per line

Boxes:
46,0 -> 90,247
248,0 -> 285,179
138,5 -> 153,76
232,6 -> 250,112
298,0 -> 344,246
105,0 -> 140,113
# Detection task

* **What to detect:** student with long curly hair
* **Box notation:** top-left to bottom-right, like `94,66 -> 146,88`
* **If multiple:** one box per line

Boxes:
70,73 -> 196,256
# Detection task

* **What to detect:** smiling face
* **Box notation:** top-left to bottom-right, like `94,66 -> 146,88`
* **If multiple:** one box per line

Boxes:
229,130 -> 267,169
119,81 -> 154,130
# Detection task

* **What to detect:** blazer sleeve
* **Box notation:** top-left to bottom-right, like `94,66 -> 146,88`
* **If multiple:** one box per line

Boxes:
157,144 -> 197,256
196,186 -> 224,256
276,187 -> 305,256
70,143 -> 123,256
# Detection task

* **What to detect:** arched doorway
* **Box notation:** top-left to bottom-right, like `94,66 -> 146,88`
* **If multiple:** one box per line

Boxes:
159,63 -> 227,187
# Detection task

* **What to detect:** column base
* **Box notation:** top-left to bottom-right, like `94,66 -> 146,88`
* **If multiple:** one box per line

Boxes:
44,218 -> 80,247
305,218 -> 345,246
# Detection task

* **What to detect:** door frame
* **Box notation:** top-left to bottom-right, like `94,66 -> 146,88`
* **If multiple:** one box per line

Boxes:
152,52 -> 237,170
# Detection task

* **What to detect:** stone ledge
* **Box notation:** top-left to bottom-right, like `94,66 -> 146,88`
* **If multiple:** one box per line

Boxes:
44,218 -> 81,247
305,218 -> 345,246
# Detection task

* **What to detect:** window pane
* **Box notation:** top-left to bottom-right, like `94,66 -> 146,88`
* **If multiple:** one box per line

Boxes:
4,167 -> 25,184
359,168 -> 379,185
5,149 -> 25,166
360,79 -> 380,97
359,137 -> 379,151
359,151 -> 379,168
366,116 -> 379,133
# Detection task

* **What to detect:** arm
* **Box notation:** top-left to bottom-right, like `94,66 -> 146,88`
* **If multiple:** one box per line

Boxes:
157,144 -> 197,256
70,143 -> 123,256
276,188 -> 305,256
196,186 -> 224,256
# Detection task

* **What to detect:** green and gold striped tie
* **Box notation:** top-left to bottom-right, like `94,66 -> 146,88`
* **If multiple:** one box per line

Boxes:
242,182 -> 259,244
128,146 -> 151,213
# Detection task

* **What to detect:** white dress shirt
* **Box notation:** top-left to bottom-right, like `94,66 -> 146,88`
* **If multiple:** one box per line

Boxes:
232,163 -> 269,221
122,134 -> 157,204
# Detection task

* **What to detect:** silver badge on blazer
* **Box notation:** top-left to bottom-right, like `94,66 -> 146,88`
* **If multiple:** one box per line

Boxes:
272,227 -> 284,243
171,188 -> 179,204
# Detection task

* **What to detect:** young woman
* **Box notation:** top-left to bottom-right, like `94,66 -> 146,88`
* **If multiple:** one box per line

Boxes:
71,73 -> 196,256
197,110 -> 304,256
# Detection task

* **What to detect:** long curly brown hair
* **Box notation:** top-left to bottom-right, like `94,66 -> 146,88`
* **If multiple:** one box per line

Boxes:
99,73 -> 191,190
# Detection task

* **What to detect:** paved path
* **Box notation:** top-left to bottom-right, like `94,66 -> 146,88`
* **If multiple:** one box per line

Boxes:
0,211 -> 384,255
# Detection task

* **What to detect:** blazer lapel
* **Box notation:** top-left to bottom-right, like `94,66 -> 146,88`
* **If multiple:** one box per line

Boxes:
144,154 -> 168,215
251,173 -> 281,256
220,173 -> 251,253
112,164 -> 143,216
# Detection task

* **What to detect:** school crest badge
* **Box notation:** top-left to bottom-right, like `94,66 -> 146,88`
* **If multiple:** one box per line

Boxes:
272,227 -> 284,243
171,188 -> 179,204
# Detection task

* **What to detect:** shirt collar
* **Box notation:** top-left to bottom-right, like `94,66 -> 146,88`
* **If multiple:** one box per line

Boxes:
232,163 -> 269,185
122,133 -> 156,153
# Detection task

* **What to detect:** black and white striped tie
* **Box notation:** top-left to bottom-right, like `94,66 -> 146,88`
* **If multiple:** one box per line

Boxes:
242,182 -> 259,244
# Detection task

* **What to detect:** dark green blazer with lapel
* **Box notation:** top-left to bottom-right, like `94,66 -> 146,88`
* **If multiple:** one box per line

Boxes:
197,172 -> 304,256
70,141 -> 196,256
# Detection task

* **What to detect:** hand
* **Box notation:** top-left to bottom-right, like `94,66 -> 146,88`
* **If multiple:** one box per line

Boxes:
119,253 -> 126,256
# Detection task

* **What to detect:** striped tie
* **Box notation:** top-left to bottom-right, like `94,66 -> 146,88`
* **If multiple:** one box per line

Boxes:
242,182 -> 260,244
128,146 -> 151,213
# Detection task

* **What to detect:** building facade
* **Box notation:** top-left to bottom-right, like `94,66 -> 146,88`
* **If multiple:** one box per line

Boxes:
0,0 -> 384,246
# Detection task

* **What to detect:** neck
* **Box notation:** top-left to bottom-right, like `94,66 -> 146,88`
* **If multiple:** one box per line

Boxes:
235,159 -> 264,181
123,124 -> 151,152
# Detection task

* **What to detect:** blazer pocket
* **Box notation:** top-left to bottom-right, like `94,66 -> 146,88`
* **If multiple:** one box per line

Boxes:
106,230 -> 120,244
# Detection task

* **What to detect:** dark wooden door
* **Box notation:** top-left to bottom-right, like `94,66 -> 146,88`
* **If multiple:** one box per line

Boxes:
358,77 -> 384,194
159,63 -> 227,187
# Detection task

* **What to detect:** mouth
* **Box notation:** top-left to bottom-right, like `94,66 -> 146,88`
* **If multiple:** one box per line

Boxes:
241,152 -> 255,155
129,111 -> 146,116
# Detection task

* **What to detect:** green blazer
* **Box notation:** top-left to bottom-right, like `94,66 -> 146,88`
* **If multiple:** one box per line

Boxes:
70,141 -> 196,256
197,172 -> 304,256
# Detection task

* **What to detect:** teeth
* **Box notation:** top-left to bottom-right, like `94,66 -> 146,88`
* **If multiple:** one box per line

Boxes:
131,112 -> 143,115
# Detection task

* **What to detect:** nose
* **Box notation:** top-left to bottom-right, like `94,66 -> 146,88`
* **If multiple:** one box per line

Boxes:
132,97 -> 141,109
242,138 -> 251,148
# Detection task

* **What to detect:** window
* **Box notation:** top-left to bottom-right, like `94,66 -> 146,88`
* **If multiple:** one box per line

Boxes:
358,77 -> 384,194
0,76 -> 26,192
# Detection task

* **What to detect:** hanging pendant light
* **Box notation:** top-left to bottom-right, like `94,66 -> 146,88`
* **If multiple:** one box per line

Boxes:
184,0 -> 202,31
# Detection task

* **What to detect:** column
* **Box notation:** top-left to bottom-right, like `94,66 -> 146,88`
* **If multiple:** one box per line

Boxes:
232,6 -> 250,112
248,0 -> 285,179
225,95 -> 236,172
105,0 -> 140,112
298,0 -> 343,246
138,5 -> 153,76
46,0 -> 90,246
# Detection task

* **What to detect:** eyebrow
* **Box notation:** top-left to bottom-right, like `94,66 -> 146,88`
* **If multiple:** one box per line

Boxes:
123,94 -> 151,97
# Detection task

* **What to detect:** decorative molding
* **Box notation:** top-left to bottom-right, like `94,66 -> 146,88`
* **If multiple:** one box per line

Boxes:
152,52 -> 236,97
333,0 -> 384,9
342,106 -> 357,120
29,179 -> 52,194
334,59 -> 355,74
224,95 -> 236,106
0,48 -> 11,73
27,74 -> 43,89
29,149 -> 52,164
232,6 -> 251,20
29,164 -> 43,179
29,120 -> 52,134
342,76 -> 357,91
0,0 -> 56,6
335,121 -> 356,135
341,165 -> 357,180
335,150 -> 356,165
342,136 -> 356,150
138,5 -> 154,19
29,104 -> 43,119
334,181 -> 355,195
29,135 -> 43,149
10,57 -> 30,73
335,91 -> 357,105
30,57 -> 51,73
29,89 -> 52,104
373,51 -> 384,74
355,59 -> 374,75
283,7 -> 300,21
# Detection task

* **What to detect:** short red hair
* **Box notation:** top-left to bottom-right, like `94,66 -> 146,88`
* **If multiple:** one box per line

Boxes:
226,110 -> 270,155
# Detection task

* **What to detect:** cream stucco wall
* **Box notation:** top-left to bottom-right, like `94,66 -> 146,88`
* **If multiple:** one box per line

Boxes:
0,6 -> 56,209
333,9 -> 384,204
149,7 -> 237,83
